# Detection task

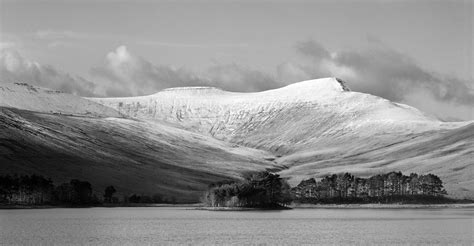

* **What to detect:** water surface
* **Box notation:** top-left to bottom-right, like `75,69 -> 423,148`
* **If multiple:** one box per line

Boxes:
1,207 -> 473,245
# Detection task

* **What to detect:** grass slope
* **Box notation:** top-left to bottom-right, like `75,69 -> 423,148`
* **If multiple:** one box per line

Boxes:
279,123 -> 474,198
0,107 -> 278,202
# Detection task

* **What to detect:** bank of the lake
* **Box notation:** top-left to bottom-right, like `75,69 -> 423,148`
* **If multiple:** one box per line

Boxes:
3,202 -> 474,210
0,203 -> 200,210
292,203 -> 474,209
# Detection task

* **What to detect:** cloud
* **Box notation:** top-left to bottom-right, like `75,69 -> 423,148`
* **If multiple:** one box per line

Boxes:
403,88 -> 474,121
2,41 -> 472,120
0,48 -> 97,96
0,45 -> 280,98
90,46 -> 205,96
137,40 -> 249,48
279,40 -> 474,120
90,45 -> 281,96
206,63 -> 280,92
0,42 -> 16,50
35,30 -> 85,40
33,30 -> 110,49
295,40 -> 331,61
33,30 -> 84,48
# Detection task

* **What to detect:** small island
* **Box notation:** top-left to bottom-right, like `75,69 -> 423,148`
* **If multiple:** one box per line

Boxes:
201,171 -> 470,210
201,171 -> 292,210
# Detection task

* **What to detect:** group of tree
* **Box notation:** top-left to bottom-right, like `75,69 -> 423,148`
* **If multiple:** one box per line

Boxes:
0,174 -> 55,205
124,193 -> 177,204
0,174 -> 101,205
0,171 -> 453,206
202,171 -> 292,208
0,174 -> 178,206
292,172 -> 449,204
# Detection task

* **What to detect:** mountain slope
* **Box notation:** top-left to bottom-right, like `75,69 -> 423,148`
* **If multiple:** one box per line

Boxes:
1,78 -> 473,199
0,107 -> 278,202
0,83 -> 121,117
90,78 -> 461,153
90,78 -> 473,198
0,83 -> 278,202
278,122 -> 474,198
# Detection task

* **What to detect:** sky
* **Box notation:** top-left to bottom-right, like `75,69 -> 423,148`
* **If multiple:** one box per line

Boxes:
0,0 -> 473,121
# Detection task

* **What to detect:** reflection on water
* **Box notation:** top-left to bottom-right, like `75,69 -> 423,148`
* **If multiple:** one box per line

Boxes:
1,207 -> 473,245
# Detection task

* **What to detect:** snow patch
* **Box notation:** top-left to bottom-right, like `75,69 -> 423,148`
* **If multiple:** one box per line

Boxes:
0,82 -> 121,117
88,77 -> 469,153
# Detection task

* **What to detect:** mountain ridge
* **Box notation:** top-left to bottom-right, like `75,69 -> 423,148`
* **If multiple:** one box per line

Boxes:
89,77 -> 466,153
0,78 -> 473,199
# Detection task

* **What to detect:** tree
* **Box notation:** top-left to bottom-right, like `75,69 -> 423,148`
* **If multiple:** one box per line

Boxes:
128,194 -> 141,203
419,174 -> 446,196
152,194 -> 163,203
290,171 -> 449,204
386,172 -> 403,196
103,186 -> 116,203
408,173 -> 420,195
204,171 -> 290,208
70,179 -> 93,204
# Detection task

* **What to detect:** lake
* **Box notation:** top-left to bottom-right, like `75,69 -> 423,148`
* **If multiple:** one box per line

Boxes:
1,207 -> 473,245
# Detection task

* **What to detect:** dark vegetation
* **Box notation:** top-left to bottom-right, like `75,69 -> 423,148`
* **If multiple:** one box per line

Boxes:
0,171 -> 467,208
205,171 -> 468,208
0,174 -> 176,206
202,171 -> 292,208
292,172 -> 456,204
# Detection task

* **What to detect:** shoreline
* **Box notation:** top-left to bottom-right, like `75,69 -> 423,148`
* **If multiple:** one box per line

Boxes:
0,203 -> 200,210
2,203 -> 474,210
292,203 -> 474,209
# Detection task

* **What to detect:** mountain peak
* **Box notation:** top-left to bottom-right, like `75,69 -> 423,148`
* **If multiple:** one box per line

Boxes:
334,77 -> 351,91
160,86 -> 224,95
154,77 -> 349,96
281,77 -> 350,93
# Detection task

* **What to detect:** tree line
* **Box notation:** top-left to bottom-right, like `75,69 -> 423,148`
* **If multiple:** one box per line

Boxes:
0,171 -> 452,207
0,174 -> 176,206
0,174 -> 98,205
291,171 -> 449,204
202,171 -> 292,208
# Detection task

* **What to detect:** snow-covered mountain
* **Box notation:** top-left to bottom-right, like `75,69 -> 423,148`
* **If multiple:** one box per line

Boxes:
90,77 -> 465,152
0,82 -> 121,117
1,78 -> 473,199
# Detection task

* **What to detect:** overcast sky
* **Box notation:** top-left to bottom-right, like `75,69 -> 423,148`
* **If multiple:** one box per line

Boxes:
0,0 -> 472,120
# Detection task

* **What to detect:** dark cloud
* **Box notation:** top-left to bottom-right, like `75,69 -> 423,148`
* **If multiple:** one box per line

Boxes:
2,43 -> 472,120
280,40 -> 474,120
90,46 -> 203,96
206,63 -> 280,92
295,40 -> 331,61
332,46 -> 474,105
296,41 -> 474,105
90,46 -> 281,96
0,48 -> 97,96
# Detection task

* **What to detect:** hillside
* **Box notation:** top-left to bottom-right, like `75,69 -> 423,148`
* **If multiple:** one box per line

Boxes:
91,78 -> 462,153
1,78 -> 473,200
0,83 -> 121,117
90,78 -> 474,198
0,83 -> 278,202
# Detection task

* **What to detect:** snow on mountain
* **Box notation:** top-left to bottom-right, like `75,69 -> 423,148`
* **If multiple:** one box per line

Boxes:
0,82 -> 279,201
1,78 -> 473,199
87,77 -> 473,198
0,106 -> 277,203
0,82 -> 121,117
90,77 -> 465,153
